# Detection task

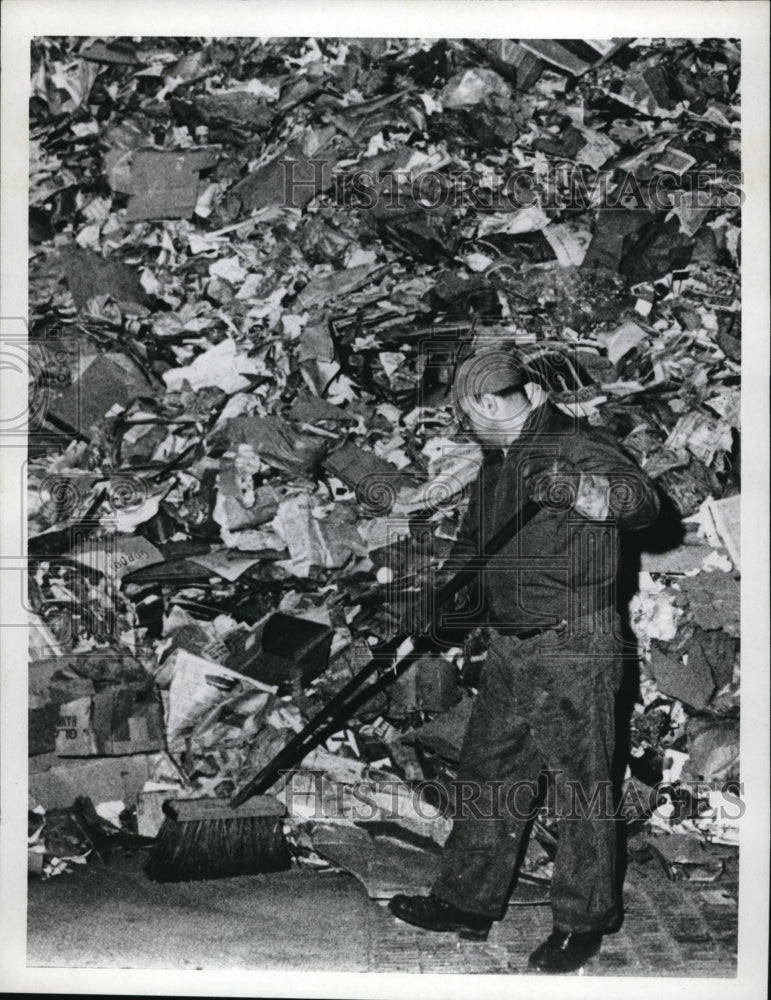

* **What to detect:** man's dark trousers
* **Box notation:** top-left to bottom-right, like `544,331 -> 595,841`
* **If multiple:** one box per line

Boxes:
431,615 -> 624,933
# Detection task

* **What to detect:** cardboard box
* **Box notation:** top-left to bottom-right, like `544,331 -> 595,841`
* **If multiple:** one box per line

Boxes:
29,704 -> 63,757
29,660 -> 97,756
388,655 -> 461,717
225,612 -> 334,688
55,684 -> 164,757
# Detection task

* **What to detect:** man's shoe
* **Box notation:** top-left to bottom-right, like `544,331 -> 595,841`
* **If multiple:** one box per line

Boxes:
388,893 -> 492,940
528,929 -> 603,973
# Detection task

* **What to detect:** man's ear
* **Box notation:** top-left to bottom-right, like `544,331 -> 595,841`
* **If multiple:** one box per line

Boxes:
478,392 -> 498,415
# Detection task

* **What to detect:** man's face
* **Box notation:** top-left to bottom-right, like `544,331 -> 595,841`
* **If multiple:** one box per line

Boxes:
457,389 -> 532,448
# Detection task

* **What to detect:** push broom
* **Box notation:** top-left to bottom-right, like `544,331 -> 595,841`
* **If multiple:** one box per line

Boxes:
145,497 -> 545,882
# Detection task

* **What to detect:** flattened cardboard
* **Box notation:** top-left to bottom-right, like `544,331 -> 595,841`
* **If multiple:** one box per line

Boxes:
55,685 -> 164,757
29,753 -> 160,810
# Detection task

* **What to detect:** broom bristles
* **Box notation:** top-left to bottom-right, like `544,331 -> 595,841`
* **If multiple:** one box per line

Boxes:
145,812 -> 291,882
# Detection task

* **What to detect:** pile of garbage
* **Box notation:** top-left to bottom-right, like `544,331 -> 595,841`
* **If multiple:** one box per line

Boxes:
28,35 -> 740,890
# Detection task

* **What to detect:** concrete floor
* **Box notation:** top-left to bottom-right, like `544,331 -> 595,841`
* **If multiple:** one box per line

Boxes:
27,847 -> 738,975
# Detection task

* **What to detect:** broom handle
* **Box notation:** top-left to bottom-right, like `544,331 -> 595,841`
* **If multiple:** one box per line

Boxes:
230,497 -> 542,806
230,636 -> 405,807
246,633 -> 430,796
276,633 -> 441,770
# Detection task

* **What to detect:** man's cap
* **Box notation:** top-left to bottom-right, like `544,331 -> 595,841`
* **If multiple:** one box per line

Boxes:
452,346 -> 528,405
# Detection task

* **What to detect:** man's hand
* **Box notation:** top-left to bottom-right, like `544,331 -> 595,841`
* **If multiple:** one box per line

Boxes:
523,456 -> 657,525
523,457 -> 582,512
523,458 -> 610,519
573,473 -> 611,519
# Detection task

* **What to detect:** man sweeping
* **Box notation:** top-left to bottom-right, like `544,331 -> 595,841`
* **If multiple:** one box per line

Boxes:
387,344 -> 660,973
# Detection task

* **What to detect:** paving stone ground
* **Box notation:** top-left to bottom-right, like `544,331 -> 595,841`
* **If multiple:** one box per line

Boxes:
27,847 -> 737,975
370,857 -> 738,976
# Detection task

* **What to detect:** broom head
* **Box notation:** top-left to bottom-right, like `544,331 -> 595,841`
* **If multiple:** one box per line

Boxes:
145,796 -> 292,882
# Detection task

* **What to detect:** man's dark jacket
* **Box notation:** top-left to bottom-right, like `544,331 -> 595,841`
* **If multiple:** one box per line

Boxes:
444,402 -> 660,633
